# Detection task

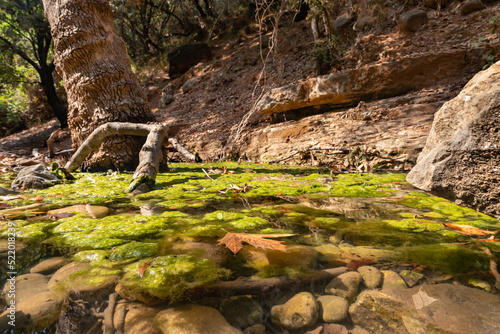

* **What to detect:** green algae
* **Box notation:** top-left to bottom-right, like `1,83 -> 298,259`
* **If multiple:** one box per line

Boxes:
110,241 -> 159,260
119,255 -> 228,302
1,162 -> 499,294
30,173 -> 133,206
73,250 -> 110,263
398,192 -> 499,227
400,244 -> 489,274
329,173 -> 406,197
53,265 -> 122,292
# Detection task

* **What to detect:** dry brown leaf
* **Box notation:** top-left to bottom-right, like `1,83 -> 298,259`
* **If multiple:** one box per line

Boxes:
217,232 -> 295,254
347,258 -> 373,271
138,261 -> 152,278
444,223 -> 497,237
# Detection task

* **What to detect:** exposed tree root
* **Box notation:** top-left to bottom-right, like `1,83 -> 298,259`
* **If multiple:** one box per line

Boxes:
63,122 -> 194,192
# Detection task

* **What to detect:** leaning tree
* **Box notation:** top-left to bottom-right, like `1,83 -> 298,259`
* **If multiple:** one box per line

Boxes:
42,0 -> 156,171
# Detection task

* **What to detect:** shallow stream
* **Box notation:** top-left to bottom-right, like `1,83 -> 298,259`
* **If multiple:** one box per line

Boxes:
1,162 -> 499,332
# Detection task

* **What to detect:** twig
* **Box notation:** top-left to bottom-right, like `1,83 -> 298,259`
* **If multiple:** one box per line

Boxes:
202,168 -> 214,180
186,267 -> 347,298
481,246 -> 500,288
268,151 -> 301,163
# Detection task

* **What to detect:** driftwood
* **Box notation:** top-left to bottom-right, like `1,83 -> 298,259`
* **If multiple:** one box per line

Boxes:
63,122 -> 194,192
186,267 -> 347,299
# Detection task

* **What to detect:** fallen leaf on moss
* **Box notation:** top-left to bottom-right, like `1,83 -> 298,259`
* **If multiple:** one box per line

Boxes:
138,261 -> 152,278
443,223 -> 496,237
218,231 -> 295,254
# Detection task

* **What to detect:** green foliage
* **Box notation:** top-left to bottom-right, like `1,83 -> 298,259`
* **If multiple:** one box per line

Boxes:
313,36 -> 344,74
0,85 -> 28,136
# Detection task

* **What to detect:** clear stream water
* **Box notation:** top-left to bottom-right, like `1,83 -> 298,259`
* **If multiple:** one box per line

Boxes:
0,162 -> 499,332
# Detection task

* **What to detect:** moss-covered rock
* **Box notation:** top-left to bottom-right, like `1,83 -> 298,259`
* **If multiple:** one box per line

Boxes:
117,255 -> 227,304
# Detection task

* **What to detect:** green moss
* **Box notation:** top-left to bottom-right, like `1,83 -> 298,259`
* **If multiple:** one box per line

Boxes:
110,242 -> 159,260
119,255 -> 227,302
73,250 -> 110,262
384,219 -> 445,232
399,192 -> 499,227
14,222 -> 57,241
314,217 -> 343,229
329,173 -> 406,198
50,231 -> 126,249
401,244 -> 489,274
202,210 -> 246,222
27,173 -> 133,206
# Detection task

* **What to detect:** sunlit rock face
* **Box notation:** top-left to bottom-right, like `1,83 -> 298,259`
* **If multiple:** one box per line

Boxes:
407,61 -> 500,218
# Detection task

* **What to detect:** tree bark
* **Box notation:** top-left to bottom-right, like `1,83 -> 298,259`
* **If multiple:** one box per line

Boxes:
42,0 -> 156,171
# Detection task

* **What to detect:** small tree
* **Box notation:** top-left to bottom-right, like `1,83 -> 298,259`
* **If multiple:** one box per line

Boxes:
43,0 -> 155,171
0,0 -> 68,128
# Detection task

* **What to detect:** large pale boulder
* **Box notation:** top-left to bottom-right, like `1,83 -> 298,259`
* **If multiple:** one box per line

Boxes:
349,284 -> 500,333
407,61 -> 500,218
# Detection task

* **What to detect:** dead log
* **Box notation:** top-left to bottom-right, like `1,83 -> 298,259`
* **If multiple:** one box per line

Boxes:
63,122 -> 193,192
186,267 -> 347,299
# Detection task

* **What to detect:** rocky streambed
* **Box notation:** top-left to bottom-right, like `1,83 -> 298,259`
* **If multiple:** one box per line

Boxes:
0,162 -> 499,333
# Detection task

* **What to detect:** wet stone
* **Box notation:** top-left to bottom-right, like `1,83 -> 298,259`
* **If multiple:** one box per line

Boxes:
113,301 -> 161,334
381,270 -> 407,291
349,284 -> 500,333
399,270 -> 424,288
349,326 -> 371,334
0,290 -> 66,332
154,304 -> 242,334
314,244 -> 342,264
220,295 -> 264,329
323,323 -> 349,334
358,266 -> 382,289
305,325 -> 323,334
48,262 -> 91,289
1,273 -> 49,304
30,257 -> 68,275
317,295 -> 349,323
48,261 -> 119,300
243,324 -> 266,334
325,272 -> 362,302
271,292 -> 319,331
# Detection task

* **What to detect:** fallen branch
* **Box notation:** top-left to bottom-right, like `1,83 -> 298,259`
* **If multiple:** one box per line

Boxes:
481,246 -> 500,289
268,151 -> 301,164
186,267 -> 347,298
168,137 -> 196,161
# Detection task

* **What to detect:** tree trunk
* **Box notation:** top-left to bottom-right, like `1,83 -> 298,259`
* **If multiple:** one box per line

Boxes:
42,0 -> 156,171
38,64 -> 68,128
